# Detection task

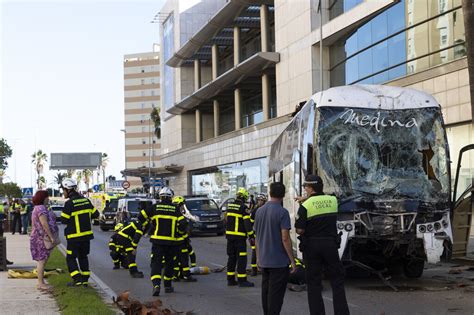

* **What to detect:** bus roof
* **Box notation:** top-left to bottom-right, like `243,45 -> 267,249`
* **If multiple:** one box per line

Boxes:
311,85 -> 439,110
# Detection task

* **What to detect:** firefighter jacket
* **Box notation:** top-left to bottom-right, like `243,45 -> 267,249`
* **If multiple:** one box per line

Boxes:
117,221 -> 144,247
225,199 -> 254,240
138,200 -> 187,246
61,191 -> 99,241
108,233 -> 123,252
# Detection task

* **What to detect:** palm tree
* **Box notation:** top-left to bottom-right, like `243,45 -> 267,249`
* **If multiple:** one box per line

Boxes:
31,150 -> 48,189
150,107 -> 161,138
0,169 -> 4,184
38,176 -> 46,189
75,170 -> 82,187
101,153 -> 109,191
53,172 -> 66,187
82,169 -> 93,191
66,169 -> 74,178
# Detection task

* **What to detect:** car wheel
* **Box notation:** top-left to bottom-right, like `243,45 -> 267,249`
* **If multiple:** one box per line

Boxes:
403,258 -> 424,278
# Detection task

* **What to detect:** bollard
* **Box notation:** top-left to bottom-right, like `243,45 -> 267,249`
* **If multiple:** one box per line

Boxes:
0,237 -> 7,271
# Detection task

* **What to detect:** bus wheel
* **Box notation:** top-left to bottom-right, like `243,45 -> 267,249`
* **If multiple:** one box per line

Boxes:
402,258 -> 424,278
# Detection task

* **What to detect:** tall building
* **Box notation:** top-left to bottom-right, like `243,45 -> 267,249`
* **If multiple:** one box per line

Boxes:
153,0 -> 472,201
123,46 -> 161,189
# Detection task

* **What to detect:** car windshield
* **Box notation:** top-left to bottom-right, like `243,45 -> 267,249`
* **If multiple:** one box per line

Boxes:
107,200 -> 119,211
186,199 -> 219,212
317,106 -> 450,209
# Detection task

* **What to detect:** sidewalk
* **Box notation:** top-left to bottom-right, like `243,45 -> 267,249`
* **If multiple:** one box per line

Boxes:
0,233 -> 59,315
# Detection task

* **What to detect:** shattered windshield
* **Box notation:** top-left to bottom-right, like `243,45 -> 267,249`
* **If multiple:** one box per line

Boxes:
317,106 -> 450,209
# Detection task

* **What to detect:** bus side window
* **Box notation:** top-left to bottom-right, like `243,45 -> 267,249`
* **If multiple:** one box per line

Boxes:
307,143 -> 314,175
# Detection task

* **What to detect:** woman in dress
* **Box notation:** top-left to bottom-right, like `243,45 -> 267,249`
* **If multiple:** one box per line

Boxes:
30,190 -> 58,291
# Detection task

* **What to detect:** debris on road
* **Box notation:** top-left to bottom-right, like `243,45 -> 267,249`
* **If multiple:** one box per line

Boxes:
113,291 -> 194,315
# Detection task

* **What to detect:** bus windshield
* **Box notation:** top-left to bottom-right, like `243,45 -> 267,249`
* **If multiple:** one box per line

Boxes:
317,106 -> 450,209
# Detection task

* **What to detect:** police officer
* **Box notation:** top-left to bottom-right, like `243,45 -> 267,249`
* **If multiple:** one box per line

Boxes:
249,193 -> 267,276
225,187 -> 255,287
115,218 -> 146,278
138,187 -> 187,296
172,196 -> 197,282
0,201 -> 5,237
295,175 -> 349,315
61,178 -> 99,287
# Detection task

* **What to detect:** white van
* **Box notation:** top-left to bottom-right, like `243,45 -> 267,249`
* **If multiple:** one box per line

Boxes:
116,197 -> 154,224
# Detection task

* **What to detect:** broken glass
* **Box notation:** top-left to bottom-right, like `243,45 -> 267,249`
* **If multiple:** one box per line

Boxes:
317,106 -> 450,211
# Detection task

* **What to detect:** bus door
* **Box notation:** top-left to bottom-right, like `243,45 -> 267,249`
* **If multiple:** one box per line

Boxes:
451,144 -> 474,258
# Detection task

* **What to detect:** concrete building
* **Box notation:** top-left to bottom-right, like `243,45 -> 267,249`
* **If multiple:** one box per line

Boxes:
123,46 -> 161,189
154,0 -> 472,202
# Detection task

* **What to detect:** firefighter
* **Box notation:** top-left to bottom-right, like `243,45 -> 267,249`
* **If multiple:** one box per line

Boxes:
115,218 -> 146,278
288,257 -> 306,286
172,196 -> 197,282
60,178 -> 99,287
137,187 -> 187,296
249,193 -> 267,276
295,174 -> 349,315
225,187 -> 255,287
109,223 -> 126,269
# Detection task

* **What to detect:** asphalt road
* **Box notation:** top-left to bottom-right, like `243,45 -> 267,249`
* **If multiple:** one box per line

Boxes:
59,225 -> 474,315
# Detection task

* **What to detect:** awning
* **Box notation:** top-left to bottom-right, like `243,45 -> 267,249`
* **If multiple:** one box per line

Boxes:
166,0 -> 274,67
167,51 -> 279,115
121,165 -> 183,178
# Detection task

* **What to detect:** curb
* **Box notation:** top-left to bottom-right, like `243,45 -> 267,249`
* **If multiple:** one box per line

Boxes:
57,244 -> 118,302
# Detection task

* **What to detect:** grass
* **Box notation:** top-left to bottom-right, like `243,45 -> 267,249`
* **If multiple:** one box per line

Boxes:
45,248 -> 117,315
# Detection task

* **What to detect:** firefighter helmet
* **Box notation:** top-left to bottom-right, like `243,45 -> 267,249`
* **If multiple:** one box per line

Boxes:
61,178 -> 77,190
158,187 -> 174,198
172,196 -> 185,205
236,187 -> 249,200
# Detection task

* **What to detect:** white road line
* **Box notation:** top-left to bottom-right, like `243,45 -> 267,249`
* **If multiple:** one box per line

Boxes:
323,295 -> 359,308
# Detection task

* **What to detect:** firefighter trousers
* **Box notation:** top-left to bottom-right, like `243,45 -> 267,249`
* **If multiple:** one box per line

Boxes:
303,239 -> 349,315
66,241 -> 90,285
151,244 -> 178,288
117,236 -> 139,273
226,238 -> 248,282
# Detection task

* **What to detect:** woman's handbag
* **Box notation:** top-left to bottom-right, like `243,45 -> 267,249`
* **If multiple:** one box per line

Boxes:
43,233 -> 60,250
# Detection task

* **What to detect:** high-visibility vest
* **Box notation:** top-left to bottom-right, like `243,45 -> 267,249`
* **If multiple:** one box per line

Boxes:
20,205 -> 27,215
139,201 -> 186,245
0,204 -> 4,214
225,200 -> 254,238
302,195 -> 338,220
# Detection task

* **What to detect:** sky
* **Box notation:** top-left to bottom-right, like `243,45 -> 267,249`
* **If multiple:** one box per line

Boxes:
1,0 -> 165,189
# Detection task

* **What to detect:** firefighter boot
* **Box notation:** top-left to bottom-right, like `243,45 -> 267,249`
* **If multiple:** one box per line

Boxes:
130,270 -> 144,278
251,267 -> 258,277
227,275 -> 238,286
164,286 -> 174,293
152,286 -> 160,297
238,279 -> 255,287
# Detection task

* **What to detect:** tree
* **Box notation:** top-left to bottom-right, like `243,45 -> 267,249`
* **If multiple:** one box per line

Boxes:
0,138 -> 12,170
101,153 -> 109,191
31,149 -> 48,189
53,172 -> 66,187
75,170 -> 82,186
0,182 -> 22,198
150,107 -> 161,139
0,169 -> 4,184
462,0 -> 474,122
38,176 -> 46,189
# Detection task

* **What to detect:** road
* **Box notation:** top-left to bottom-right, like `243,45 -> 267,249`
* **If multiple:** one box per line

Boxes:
59,226 -> 474,315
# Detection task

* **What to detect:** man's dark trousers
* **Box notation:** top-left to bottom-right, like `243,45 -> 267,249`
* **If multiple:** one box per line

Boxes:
262,267 -> 289,315
11,213 -> 21,234
304,239 -> 349,315
261,266 -> 289,315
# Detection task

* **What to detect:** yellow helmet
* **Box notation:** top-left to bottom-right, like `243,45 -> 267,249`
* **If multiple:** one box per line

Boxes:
114,223 -> 124,232
237,187 -> 249,200
172,196 -> 185,205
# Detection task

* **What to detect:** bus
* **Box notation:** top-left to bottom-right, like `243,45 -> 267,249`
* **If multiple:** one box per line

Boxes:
269,85 -> 456,278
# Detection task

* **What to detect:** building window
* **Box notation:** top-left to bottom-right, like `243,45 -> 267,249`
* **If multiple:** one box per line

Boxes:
163,14 -> 175,115
329,1 -> 465,86
151,90 -> 155,96
142,139 -> 146,144
141,68 -> 145,73
143,152 -> 146,156
141,79 -> 145,85
141,103 -> 145,109
190,157 -> 268,202
152,140 -> 156,144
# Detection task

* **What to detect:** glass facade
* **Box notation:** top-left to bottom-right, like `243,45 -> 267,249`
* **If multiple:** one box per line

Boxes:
330,0 -> 466,86
329,0 -> 364,20
190,158 -> 268,204
163,15 -> 175,113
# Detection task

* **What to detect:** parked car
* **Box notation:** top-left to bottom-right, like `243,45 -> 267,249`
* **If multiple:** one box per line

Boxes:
99,199 -> 119,231
50,205 -> 64,222
183,196 -> 224,236
116,197 -> 154,224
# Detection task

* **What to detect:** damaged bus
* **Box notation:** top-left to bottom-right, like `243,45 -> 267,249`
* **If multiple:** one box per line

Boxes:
270,85 -> 454,278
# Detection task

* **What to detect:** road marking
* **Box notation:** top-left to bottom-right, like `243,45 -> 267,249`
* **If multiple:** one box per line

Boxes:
58,244 -> 117,302
323,295 -> 359,308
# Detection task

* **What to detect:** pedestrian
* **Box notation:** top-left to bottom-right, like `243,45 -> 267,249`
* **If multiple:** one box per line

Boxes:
60,178 -> 99,287
254,182 -> 296,315
225,187 -> 255,287
249,194 -> 256,211
137,187 -> 187,296
295,174 -> 349,315
11,199 -> 22,234
21,199 -> 31,234
249,193 -> 267,276
30,190 -> 58,291
0,201 -> 5,237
